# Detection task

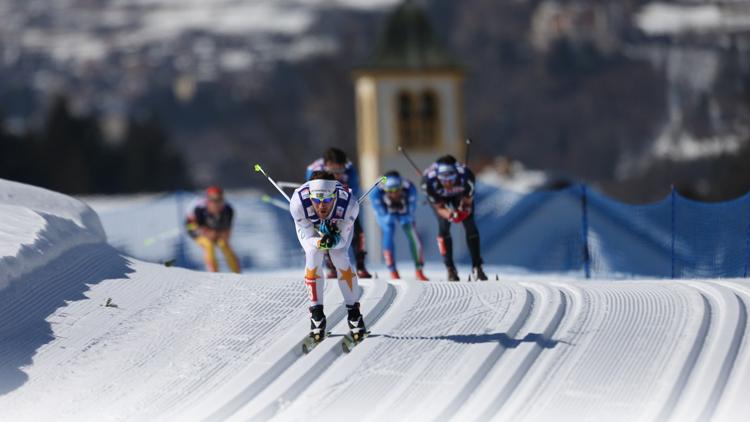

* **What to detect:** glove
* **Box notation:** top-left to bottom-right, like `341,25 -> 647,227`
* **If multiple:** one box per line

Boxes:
186,222 -> 199,239
449,210 -> 470,224
318,233 -> 339,250
318,220 -> 339,236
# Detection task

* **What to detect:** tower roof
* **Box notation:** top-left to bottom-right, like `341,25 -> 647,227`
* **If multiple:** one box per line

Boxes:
364,1 -> 461,71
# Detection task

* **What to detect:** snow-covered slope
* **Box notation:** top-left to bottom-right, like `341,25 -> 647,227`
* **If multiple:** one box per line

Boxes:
1,180 -> 750,421
0,178 -> 105,291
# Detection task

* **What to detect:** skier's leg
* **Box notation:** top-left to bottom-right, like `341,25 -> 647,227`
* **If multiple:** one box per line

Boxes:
328,248 -> 359,307
216,238 -> 241,273
353,217 -> 371,278
462,213 -> 482,267
323,252 -> 337,279
402,221 -> 424,270
380,218 -> 398,276
195,236 -> 219,272
436,217 -> 458,281
437,217 -> 454,268
304,248 -> 327,340
304,249 -> 326,307
329,248 -> 366,337
463,213 -> 487,280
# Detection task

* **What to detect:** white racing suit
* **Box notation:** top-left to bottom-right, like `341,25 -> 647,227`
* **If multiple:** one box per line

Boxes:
290,181 -> 360,307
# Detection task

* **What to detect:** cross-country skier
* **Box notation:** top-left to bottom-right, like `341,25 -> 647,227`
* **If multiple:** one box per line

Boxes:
291,170 -> 367,343
306,147 -> 372,278
185,186 -> 241,273
422,155 -> 487,281
370,170 -> 428,281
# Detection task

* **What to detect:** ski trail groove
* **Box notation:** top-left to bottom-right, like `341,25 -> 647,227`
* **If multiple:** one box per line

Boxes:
196,283 -> 351,422
430,285 -> 533,421
453,281 -> 567,422
656,289 -> 712,422
267,281 -> 525,422
502,282 -> 709,422
490,282 -> 580,422
711,282 -> 750,422
226,279 -> 398,422
667,282 -> 748,422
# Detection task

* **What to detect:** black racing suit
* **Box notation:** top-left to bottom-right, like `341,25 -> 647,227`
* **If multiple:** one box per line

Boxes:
422,165 -> 482,269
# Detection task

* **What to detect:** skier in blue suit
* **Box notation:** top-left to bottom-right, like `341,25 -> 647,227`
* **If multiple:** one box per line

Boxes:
370,171 -> 428,281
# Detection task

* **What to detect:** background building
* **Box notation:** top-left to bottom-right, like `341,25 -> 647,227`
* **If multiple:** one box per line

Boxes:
353,1 -> 466,256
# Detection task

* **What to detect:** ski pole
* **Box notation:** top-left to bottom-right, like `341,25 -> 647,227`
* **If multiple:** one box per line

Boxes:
277,181 -> 301,189
253,164 -> 291,203
358,176 -> 386,204
261,194 -> 289,211
397,146 -> 423,178
464,138 -> 472,166
143,227 -> 181,246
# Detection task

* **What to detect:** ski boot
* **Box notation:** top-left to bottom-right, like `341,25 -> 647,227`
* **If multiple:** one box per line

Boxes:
472,266 -> 488,281
415,269 -> 429,282
446,266 -> 460,282
309,304 -> 327,343
390,270 -> 401,280
346,302 -> 367,342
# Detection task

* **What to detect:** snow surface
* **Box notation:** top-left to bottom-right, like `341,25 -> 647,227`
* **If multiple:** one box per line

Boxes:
0,178 -> 105,291
2,179 -> 750,421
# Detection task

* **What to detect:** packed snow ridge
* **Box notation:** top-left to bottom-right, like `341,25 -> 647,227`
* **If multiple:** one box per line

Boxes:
1,178 -> 750,422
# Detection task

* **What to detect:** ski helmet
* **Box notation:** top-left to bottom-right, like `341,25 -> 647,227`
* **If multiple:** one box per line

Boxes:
206,185 -> 223,200
384,173 -> 402,192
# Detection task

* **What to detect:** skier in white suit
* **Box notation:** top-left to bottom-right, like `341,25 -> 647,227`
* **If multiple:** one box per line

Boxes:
290,170 -> 367,344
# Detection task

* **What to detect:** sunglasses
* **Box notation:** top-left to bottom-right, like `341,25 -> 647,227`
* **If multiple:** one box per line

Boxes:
310,192 -> 336,204
384,187 -> 401,193
438,173 -> 457,182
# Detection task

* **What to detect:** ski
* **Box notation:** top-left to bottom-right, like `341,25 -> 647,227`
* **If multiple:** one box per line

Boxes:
301,331 -> 332,354
341,331 -> 371,353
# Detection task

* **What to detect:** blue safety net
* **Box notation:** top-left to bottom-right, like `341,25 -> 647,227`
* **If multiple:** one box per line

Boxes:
89,183 -> 750,279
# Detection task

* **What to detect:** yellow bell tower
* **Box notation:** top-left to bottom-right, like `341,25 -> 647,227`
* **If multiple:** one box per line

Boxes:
353,0 -> 465,257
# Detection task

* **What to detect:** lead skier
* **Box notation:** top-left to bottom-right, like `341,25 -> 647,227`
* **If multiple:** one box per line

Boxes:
291,170 -> 367,343
306,147 -> 371,278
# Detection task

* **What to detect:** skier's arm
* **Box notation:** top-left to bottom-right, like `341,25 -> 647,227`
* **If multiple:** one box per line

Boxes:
330,199 -> 360,250
369,188 -> 387,217
460,168 -> 476,211
422,175 -> 452,220
290,195 -> 323,251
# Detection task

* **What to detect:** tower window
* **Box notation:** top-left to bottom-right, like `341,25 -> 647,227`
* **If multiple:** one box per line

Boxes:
397,90 -> 440,149
397,91 -> 413,149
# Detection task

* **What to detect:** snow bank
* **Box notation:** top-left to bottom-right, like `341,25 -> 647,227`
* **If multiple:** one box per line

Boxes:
0,179 -> 106,291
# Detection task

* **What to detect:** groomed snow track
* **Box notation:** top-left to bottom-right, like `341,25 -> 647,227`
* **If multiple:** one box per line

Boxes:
1,254 -> 750,422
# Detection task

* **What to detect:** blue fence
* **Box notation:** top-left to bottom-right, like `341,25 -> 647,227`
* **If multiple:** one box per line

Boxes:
87,184 -> 750,279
